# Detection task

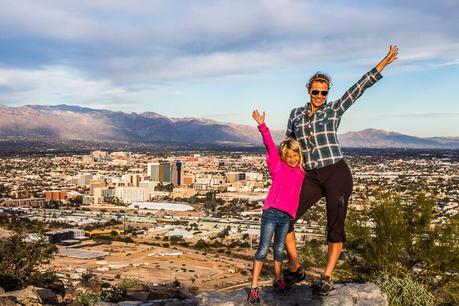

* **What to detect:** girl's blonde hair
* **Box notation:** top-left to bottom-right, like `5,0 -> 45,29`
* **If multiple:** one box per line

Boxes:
279,137 -> 304,169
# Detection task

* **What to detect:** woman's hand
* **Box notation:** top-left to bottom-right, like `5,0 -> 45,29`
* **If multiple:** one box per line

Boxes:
252,110 -> 265,125
376,45 -> 399,72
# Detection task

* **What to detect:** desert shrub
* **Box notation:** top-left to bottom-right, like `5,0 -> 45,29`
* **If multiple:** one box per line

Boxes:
374,273 -> 435,306
194,239 -> 208,250
299,239 -> 327,268
0,230 -> 57,290
341,194 -> 458,304
76,290 -> 101,306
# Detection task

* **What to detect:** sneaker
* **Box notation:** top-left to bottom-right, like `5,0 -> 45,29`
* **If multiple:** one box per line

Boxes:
312,274 -> 334,296
272,278 -> 288,295
247,287 -> 260,304
283,266 -> 306,288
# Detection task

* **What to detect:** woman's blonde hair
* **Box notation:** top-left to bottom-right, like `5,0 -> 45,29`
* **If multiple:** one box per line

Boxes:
279,137 -> 304,168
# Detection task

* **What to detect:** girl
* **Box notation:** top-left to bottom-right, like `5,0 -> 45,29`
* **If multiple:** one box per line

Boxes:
247,110 -> 305,304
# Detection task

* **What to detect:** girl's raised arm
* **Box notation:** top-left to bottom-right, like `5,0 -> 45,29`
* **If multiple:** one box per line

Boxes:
252,110 -> 282,173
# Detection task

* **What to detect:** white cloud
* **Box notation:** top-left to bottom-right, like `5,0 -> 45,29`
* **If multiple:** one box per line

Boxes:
0,66 -> 127,105
0,0 -> 458,103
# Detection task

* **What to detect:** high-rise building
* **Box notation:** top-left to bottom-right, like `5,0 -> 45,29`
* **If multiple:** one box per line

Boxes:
90,179 -> 106,194
114,187 -> 148,203
45,190 -> 68,201
245,172 -> 263,181
226,172 -> 246,184
122,174 -> 143,187
159,161 -> 171,183
171,160 -> 183,186
78,174 -> 93,187
147,162 -> 160,181
139,180 -> 159,193
91,150 -> 108,160
93,187 -> 114,205
182,175 -> 195,186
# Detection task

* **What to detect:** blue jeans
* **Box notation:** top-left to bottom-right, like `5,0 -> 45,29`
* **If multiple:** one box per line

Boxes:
255,208 -> 291,262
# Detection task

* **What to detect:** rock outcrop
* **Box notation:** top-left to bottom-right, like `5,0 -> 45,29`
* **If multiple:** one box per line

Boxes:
197,283 -> 387,306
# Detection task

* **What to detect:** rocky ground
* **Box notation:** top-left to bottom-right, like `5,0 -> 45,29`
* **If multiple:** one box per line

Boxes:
0,282 -> 388,305
197,283 -> 388,306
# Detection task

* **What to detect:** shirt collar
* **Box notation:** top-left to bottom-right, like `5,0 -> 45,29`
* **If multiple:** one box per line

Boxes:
305,102 -> 326,114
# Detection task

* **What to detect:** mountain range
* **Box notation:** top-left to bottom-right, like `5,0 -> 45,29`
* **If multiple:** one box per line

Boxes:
0,104 -> 458,149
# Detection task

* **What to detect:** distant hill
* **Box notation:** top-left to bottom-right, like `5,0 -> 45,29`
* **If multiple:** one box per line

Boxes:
0,104 -> 269,145
338,129 -> 459,149
0,104 -> 458,149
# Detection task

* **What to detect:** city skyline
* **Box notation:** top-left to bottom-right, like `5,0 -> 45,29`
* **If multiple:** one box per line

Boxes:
0,1 -> 458,136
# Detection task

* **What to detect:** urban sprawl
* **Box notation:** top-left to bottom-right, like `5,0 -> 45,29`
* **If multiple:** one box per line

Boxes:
0,149 -> 457,290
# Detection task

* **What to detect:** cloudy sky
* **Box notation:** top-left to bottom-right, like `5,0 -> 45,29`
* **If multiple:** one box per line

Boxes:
1,0 -> 458,136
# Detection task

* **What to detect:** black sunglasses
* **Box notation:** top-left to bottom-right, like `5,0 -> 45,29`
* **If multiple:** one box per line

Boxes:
311,90 -> 329,97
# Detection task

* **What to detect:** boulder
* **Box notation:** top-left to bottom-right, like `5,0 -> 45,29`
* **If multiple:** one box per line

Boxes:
35,287 -> 58,304
126,291 -> 151,302
94,302 -> 118,306
3,285 -> 58,305
0,295 -> 21,306
118,301 -> 143,306
3,286 -> 41,304
324,283 -> 388,306
139,299 -> 198,306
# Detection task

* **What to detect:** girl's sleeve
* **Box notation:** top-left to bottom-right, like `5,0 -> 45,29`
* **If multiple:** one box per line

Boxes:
258,123 -> 281,173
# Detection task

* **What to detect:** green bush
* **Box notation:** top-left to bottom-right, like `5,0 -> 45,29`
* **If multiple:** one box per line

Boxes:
299,239 -> 327,268
194,239 -> 208,250
341,194 -> 458,304
0,231 -> 57,290
76,290 -> 101,306
374,273 -> 435,306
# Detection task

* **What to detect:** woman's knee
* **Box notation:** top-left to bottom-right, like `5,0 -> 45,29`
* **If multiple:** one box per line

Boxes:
327,228 -> 346,243
285,231 -> 296,244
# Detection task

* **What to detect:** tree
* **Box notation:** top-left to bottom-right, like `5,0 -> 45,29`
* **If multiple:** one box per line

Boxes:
194,239 -> 208,250
342,194 -> 458,304
0,231 -> 58,290
155,183 -> 174,192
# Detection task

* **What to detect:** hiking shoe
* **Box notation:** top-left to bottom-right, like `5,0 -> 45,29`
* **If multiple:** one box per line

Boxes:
273,278 -> 288,295
312,274 -> 334,296
283,266 -> 306,288
247,287 -> 260,304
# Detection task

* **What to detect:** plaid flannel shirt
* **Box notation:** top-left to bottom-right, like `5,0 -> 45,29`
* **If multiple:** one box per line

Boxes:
286,67 -> 383,170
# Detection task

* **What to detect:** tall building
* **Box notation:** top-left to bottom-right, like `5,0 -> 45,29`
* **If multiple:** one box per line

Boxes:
45,190 -> 68,201
93,187 -> 114,205
114,187 -> 148,203
182,175 -> 195,186
245,172 -> 263,181
122,174 -> 143,187
171,160 -> 183,186
147,162 -> 160,181
78,174 -> 93,187
226,172 -> 246,184
159,161 -> 171,183
139,181 -> 159,193
91,150 -> 108,160
90,179 -> 106,194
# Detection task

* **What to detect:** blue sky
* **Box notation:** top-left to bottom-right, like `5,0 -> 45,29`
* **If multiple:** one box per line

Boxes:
0,0 -> 458,136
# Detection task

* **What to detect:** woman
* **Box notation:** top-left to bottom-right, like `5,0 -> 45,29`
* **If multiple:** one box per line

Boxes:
283,45 -> 399,296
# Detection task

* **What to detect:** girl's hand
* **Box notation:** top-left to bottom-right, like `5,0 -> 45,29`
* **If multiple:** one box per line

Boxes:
376,45 -> 399,72
252,110 -> 265,125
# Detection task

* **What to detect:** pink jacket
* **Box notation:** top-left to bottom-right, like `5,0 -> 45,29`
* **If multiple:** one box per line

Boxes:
258,123 -> 305,219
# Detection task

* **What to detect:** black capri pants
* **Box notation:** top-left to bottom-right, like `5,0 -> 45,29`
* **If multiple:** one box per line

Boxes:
288,159 -> 353,243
